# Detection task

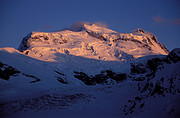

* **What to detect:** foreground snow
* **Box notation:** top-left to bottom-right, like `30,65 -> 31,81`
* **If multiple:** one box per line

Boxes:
0,47 -> 179,118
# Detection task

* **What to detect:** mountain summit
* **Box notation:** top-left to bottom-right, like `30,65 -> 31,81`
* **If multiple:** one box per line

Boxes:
18,22 -> 168,62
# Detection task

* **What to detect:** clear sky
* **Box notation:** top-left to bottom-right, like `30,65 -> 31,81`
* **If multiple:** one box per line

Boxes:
0,0 -> 180,51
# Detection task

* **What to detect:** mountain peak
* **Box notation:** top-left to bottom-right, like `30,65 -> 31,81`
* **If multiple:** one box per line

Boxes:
133,28 -> 145,33
17,22 -> 169,62
69,21 -> 117,34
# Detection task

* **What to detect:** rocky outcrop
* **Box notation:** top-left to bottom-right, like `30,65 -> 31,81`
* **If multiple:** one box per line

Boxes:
74,70 -> 127,85
0,62 -> 20,80
123,48 -> 180,116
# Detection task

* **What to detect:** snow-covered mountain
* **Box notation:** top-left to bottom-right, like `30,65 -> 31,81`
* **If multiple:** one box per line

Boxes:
0,22 -> 179,118
18,22 -> 168,62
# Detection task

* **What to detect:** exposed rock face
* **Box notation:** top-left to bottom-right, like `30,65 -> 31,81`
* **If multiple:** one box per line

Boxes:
122,48 -> 180,116
167,48 -> 180,63
0,62 -> 20,80
0,61 -> 40,83
74,70 -> 127,85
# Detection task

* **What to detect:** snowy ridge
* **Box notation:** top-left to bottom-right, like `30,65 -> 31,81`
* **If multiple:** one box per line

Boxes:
18,23 -> 168,62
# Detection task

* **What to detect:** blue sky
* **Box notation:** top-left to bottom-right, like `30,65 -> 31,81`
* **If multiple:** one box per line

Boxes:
0,0 -> 180,51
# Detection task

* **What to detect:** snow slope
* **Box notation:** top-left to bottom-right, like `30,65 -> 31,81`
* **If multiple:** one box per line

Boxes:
0,48 -> 179,118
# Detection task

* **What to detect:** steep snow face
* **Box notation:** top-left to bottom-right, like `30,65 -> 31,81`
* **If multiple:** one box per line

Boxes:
18,23 -> 169,62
